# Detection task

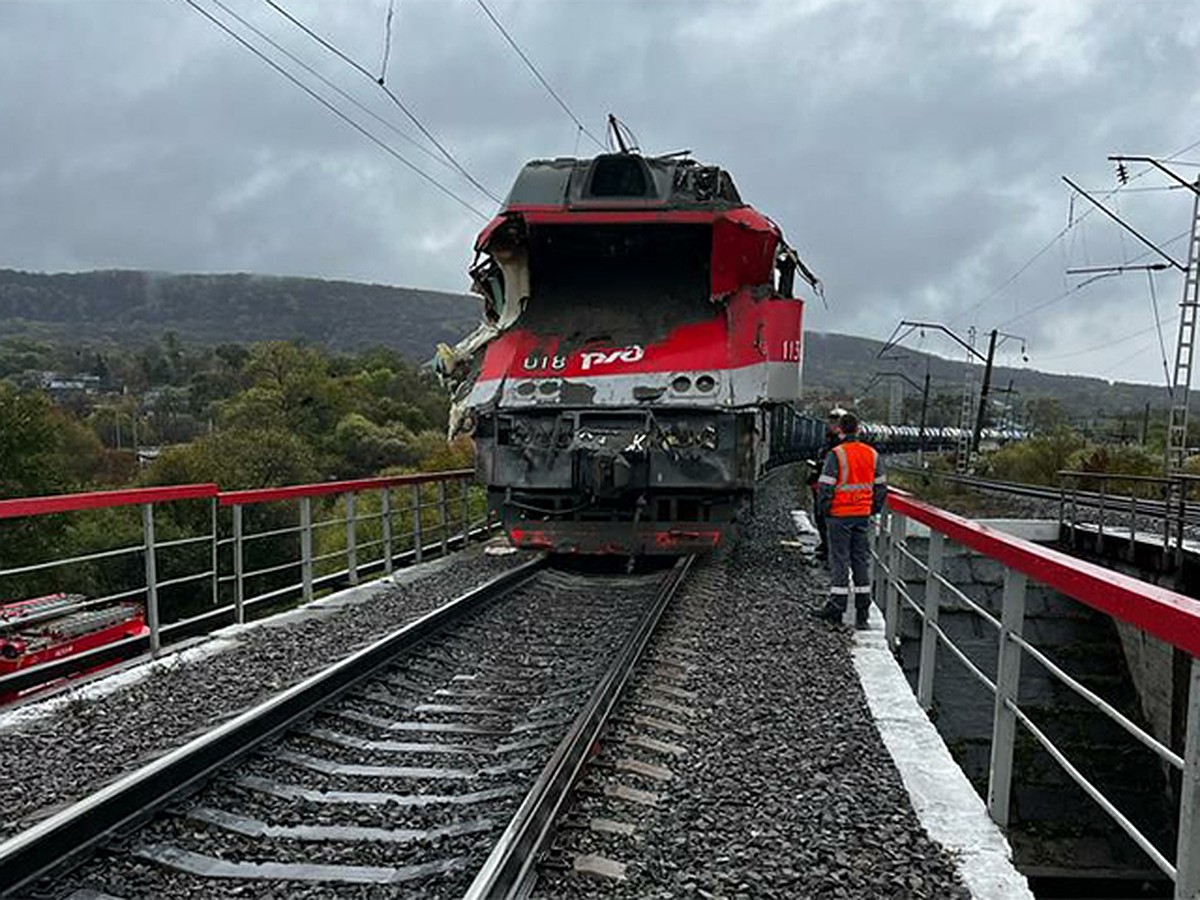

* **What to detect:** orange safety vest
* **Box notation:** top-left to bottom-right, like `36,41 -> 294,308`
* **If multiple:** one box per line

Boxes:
829,440 -> 879,518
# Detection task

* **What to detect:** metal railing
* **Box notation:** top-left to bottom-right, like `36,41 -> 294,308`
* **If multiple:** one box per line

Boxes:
218,470 -> 480,624
872,490 -> 1200,900
0,469 -> 488,698
1057,469 -> 1200,570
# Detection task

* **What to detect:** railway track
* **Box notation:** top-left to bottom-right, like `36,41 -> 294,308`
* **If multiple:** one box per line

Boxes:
893,465 -> 1200,530
0,554 -> 694,900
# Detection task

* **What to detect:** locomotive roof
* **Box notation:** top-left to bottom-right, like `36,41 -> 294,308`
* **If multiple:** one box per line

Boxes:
502,153 -> 745,211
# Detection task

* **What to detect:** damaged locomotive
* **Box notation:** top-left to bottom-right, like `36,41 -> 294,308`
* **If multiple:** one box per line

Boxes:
437,151 -> 821,555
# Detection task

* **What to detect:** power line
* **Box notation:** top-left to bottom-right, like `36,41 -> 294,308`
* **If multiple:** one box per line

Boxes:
473,0 -> 606,151
950,136 -> 1200,330
261,0 -> 501,204
1145,268 -> 1172,395
1035,315 -> 1179,362
206,0 -> 455,176
178,0 -> 489,219
1099,333 -> 1174,379
993,229 -> 1190,330
378,0 -> 396,84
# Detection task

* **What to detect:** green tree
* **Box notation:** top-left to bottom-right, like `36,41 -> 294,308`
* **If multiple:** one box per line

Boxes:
144,426 -> 318,490
332,413 -> 417,477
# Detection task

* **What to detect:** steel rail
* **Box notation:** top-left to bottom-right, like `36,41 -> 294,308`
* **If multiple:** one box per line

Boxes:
464,554 -> 696,899
0,556 -> 546,897
893,465 -> 1200,528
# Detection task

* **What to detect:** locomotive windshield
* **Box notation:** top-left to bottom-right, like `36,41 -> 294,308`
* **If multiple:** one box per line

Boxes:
524,223 -> 711,348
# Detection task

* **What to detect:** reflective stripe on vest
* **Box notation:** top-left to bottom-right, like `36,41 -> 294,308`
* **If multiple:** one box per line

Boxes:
830,441 -> 878,518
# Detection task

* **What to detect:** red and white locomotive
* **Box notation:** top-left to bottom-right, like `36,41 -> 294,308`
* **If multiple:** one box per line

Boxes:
441,151 -> 820,554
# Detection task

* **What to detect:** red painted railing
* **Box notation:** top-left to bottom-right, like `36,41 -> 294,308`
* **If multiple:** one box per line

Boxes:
0,469 -> 486,700
887,491 -> 1200,658
877,490 -> 1200,895
218,470 -> 472,507
0,484 -> 219,519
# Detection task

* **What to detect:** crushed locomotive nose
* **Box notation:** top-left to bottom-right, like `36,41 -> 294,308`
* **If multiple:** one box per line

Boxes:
437,150 -> 822,556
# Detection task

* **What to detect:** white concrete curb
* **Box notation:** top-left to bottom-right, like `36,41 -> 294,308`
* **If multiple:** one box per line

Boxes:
853,624 -> 1035,899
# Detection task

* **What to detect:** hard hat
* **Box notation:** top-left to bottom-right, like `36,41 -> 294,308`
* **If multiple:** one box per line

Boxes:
828,406 -> 848,419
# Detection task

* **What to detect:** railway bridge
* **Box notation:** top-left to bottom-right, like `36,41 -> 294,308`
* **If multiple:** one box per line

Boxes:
0,465 -> 1195,899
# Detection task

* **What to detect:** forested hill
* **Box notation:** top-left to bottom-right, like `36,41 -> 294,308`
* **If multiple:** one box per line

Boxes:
0,267 -> 1167,415
0,268 -> 480,360
805,331 -> 1166,415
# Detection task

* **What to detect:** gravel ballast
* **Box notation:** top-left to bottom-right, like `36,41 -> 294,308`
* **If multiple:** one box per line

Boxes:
0,544 -> 535,842
536,466 -> 978,900
57,567 -> 668,899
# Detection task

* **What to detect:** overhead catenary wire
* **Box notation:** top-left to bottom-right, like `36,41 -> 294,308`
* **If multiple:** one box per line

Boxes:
260,0 -> 501,204
1099,333 -> 1175,379
1035,315 -> 1180,363
993,228 -> 1191,330
951,134 -> 1200,331
1145,269 -> 1173,395
205,0 -> 456,176
378,0 -> 396,84
473,0 -> 606,151
178,0 -> 489,219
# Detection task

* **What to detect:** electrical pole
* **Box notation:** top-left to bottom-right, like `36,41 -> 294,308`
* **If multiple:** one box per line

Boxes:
972,328 -> 999,453
918,368 -> 931,465
876,319 -> 1024,473
1166,184 -> 1200,471
864,369 -> 931,464
1071,157 -> 1200,472
888,378 -> 904,425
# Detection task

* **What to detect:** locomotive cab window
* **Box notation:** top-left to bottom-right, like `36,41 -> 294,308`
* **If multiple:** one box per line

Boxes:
524,224 -> 712,344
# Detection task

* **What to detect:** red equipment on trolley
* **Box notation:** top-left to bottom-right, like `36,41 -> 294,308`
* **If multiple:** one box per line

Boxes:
0,593 -> 148,702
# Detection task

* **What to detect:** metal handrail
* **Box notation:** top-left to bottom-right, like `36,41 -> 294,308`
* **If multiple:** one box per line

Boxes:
1007,630 -> 1184,771
0,469 -> 490,700
1007,699 -> 1176,877
873,493 -> 1200,898
0,543 -> 145,578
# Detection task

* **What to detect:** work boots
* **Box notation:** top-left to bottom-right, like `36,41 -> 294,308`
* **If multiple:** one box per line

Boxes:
813,600 -> 846,625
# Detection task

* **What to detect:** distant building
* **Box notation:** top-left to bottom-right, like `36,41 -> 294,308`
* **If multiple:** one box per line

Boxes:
36,372 -> 102,400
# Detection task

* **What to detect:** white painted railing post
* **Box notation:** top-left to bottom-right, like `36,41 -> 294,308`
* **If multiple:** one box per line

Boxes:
917,531 -> 945,710
345,492 -> 358,586
412,484 -> 424,564
142,502 -> 160,655
1129,493 -> 1138,559
232,503 -> 245,625
381,488 -> 394,576
461,478 -> 470,546
210,497 -> 219,607
300,497 -> 314,603
1175,654 -> 1200,900
988,567 -> 1028,827
439,480 -> 449,556
871,509 -> 888,616
884,512 -> 906,649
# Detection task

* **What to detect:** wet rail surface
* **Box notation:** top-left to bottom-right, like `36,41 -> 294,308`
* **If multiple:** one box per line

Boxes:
2,556 -> 693,900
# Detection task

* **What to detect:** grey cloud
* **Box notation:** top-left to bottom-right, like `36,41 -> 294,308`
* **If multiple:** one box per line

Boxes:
2,0 -> 1200,386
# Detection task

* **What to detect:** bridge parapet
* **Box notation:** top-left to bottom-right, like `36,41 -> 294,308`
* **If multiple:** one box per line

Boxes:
873,490 -> 1200,899
0,470 -> 482,700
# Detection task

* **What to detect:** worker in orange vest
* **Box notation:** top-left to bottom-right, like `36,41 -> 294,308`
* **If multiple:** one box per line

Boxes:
806,406 -> 845,563
814,412 -> 887,629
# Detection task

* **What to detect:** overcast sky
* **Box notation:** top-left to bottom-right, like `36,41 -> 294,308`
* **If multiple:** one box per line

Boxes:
3,0 -> 1200,388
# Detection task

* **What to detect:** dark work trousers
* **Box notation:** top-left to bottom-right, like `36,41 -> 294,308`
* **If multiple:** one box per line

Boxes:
827,516 -> 872,613
810,485 -> 827,551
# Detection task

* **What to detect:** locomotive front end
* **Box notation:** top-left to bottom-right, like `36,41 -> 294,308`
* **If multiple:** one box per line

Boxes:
439,152 -> 818,555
